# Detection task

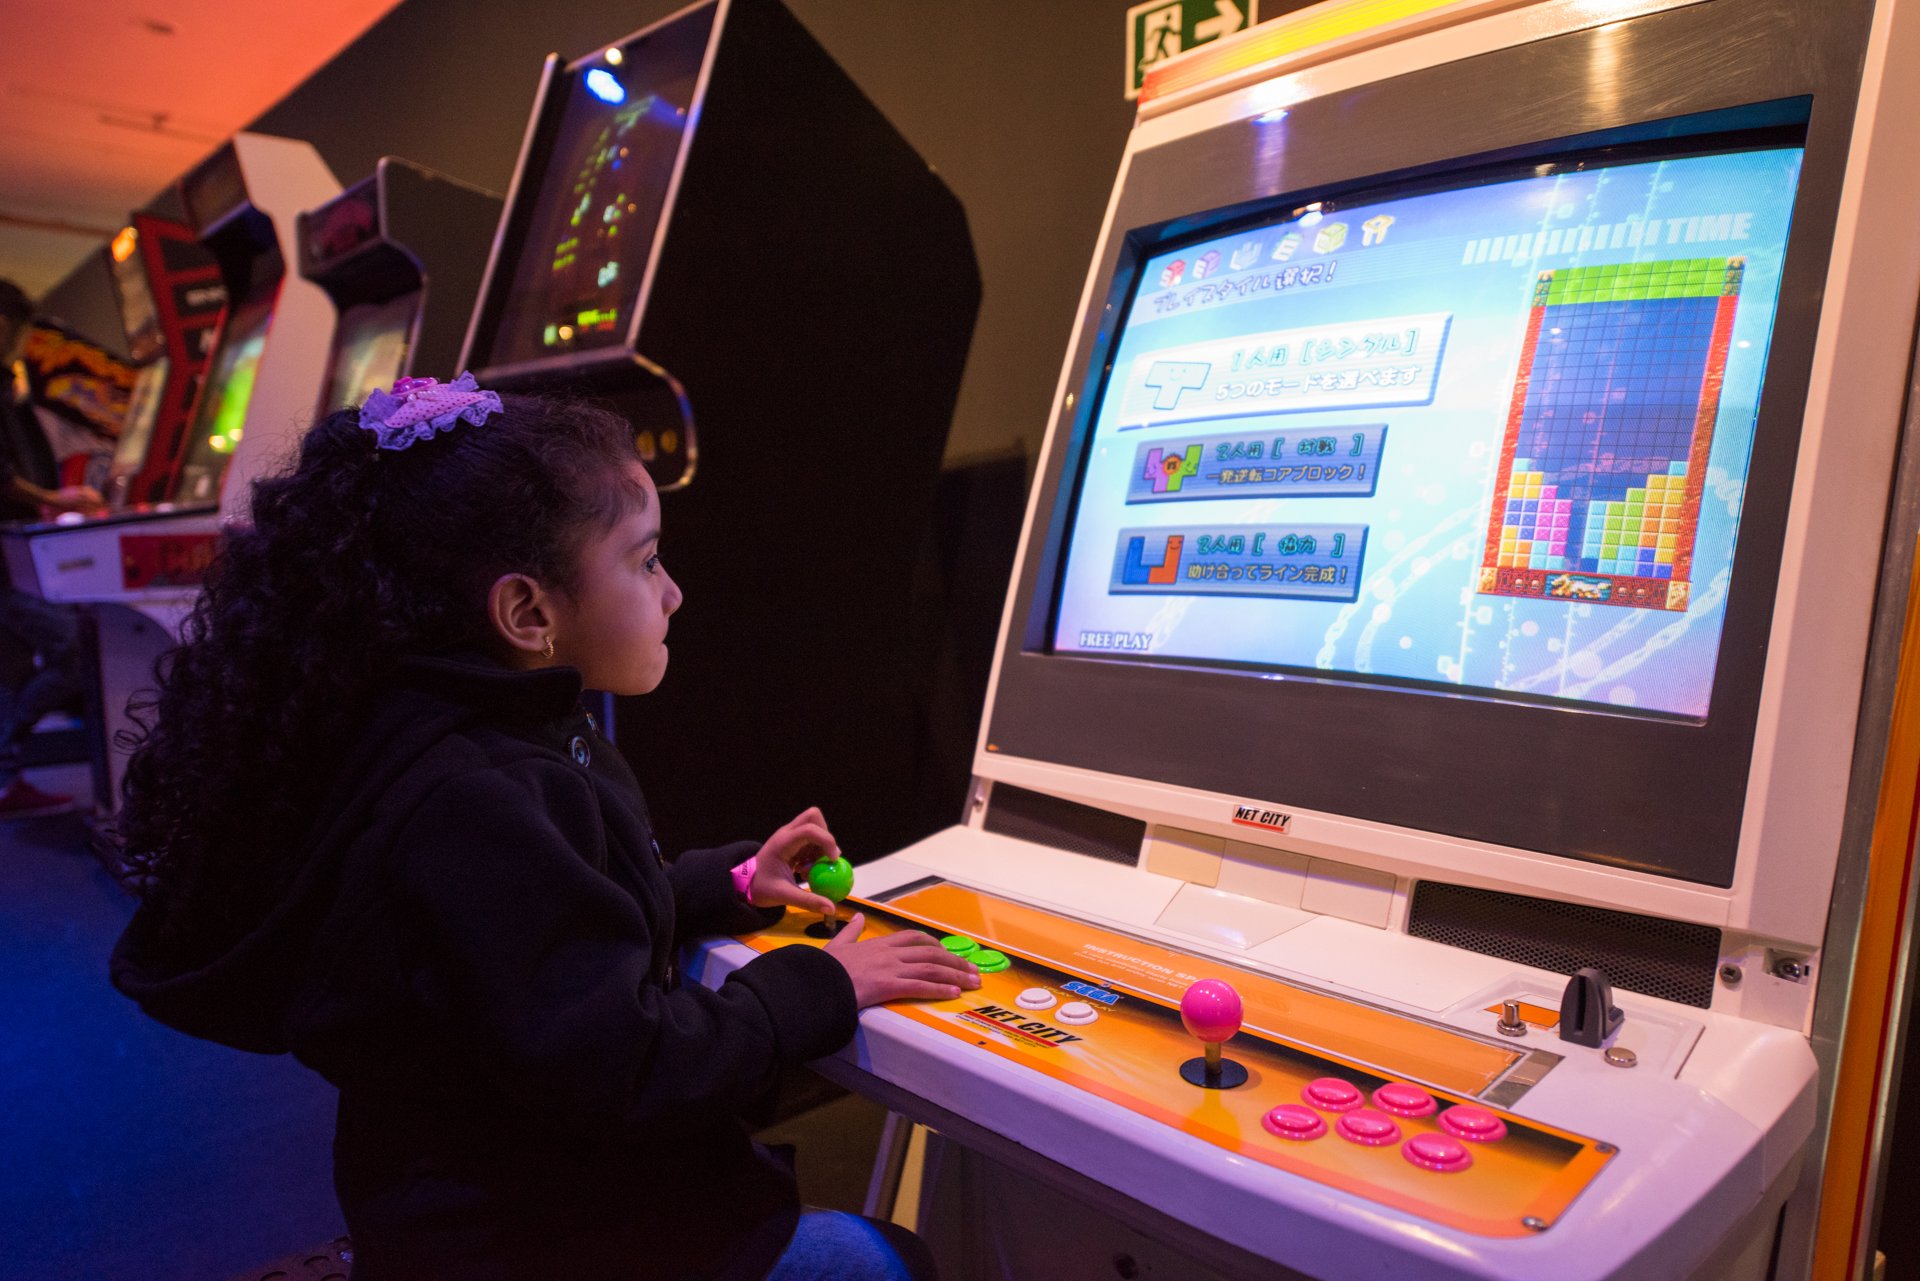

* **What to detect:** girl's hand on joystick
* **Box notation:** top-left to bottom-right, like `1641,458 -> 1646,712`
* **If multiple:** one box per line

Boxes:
748,806 -> 841,916
824,915 -> 983,1008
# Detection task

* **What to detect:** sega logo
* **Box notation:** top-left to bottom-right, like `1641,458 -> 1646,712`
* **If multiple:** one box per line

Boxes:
1063,980 -> 1120,1006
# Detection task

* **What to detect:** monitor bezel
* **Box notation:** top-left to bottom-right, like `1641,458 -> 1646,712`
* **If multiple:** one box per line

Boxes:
982,69 -> 1834,890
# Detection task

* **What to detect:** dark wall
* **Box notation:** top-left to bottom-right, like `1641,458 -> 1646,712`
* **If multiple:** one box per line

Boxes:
35,249 -> 130,360
249,0 -> 1141,467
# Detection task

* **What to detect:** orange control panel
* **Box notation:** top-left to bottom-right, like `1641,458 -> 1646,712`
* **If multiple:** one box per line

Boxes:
737,877 -> 1614,1238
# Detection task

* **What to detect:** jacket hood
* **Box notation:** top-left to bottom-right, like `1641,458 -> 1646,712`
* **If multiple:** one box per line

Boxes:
109,654 -> 585,1053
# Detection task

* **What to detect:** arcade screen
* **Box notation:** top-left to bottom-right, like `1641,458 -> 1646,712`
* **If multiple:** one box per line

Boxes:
113,358 -> 169,474
1051,144 -> 1804,721
482,7 -> 715,369
324,293 -> 417,413
110,239 -> 161,363
173,294 -> 272,504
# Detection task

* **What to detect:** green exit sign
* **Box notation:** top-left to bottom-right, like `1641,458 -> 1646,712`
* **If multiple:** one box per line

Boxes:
1126,0 -> 1258,99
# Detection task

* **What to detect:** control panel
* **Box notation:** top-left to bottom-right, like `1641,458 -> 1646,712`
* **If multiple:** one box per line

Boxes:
738,877 -> 1612,1238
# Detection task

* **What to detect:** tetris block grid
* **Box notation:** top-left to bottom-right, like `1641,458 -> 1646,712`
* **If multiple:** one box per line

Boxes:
1477,257 -> 1743,612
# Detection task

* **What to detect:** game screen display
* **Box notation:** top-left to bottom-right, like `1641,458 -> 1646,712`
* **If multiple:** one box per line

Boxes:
1052,145 -> 1804,720
483,7 -> 715,369
113,358 -> 169,473
324,293 -> 417,413
174,295 -> 272,503
107,358 -> 169,508
110,240 -> 161,363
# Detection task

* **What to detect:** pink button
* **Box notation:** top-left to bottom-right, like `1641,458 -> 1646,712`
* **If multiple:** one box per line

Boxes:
1262,1104 -> 1327,1142
1372,1082 -> 1438,1118
1302,1077 -> 1364,1112
1335,1108 -> 1403,1147
1403,1133 -> 1473,1173
1439,1106 -> 1509,1143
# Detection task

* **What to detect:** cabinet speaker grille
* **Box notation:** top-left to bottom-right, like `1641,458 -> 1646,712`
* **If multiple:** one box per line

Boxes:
1408,881 -> 1721,1008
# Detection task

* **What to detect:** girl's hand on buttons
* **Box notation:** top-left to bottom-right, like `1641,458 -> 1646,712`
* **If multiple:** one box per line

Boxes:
824,914 -> 982,1008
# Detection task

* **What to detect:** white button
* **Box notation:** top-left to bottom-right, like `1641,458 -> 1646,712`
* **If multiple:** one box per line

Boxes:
1057,1001 -> 1098,1025
1016,988 -> 1056,1010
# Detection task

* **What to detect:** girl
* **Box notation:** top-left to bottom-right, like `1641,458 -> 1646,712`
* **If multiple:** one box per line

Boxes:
109,377 -> 978,1280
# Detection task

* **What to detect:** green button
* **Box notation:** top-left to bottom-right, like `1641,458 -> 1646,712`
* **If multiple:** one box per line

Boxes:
941,935 -> 977,956
972,949 -> 1010,973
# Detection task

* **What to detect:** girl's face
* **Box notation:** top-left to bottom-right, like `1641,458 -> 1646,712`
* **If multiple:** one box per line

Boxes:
554,464 -> 682,695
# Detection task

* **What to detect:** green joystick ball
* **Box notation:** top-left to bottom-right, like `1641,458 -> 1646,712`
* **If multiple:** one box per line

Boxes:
805,856 -> 854,938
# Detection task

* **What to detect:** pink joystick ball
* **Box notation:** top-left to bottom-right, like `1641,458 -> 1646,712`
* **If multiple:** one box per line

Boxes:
1180,979 -> 1244,1044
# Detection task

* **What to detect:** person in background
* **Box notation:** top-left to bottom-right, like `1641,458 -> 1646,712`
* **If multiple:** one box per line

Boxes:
0,279 -> 108,817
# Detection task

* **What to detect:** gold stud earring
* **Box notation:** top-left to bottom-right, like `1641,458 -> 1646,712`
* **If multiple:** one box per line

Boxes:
543,636 -> 555,661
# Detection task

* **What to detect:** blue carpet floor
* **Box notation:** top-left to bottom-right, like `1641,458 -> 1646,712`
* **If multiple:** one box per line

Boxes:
0,798 -> 343,1281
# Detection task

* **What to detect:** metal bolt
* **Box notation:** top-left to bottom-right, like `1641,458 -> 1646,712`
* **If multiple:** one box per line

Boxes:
1773,956 -> 1812,982
1719,964 -> 1743,987
1496,999 -> 1528,1038
1523,1216 -> 1550,1232
1603,1046 -> 1638,1069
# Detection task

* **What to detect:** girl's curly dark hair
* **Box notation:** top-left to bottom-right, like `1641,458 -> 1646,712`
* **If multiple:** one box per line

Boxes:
112,393 -> 646,959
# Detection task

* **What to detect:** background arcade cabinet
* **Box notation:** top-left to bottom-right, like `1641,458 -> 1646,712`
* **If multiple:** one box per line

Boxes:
102,214 -> 225,509
160,134 -> 341,511
1,133 -> 340,811
460,0 -> 980,859
691,0 -> 1920,1277
299,158 -> 501,415
103,227 -> 166,496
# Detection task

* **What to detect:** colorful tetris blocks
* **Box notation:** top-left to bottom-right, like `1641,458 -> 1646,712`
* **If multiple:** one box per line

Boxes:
1496,460 -> 1691,580
1580,461 -> 1690,579
1495,461 -> 1574,571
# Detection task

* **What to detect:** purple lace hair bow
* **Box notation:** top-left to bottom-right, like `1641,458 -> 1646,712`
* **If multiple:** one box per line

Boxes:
358,372 -> 502,451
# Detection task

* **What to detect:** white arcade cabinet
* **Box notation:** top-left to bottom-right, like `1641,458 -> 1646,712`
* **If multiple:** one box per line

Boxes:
692,0 -> 1920,1277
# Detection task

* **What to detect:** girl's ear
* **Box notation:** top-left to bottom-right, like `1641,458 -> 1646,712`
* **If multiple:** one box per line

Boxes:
487,572 -> 558,666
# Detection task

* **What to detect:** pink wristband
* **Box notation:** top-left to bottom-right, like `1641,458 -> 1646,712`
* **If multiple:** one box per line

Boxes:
730,856 -> 756,904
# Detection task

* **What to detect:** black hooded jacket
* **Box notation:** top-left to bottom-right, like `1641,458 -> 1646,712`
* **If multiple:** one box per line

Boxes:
110,655 -> 860,1280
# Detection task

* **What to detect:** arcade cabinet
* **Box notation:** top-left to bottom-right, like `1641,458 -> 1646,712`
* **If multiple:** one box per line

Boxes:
102,214 -> 225,510
105,223 -> 166,494
1,133 -> 340,809
160,134 -> 341,511
299,158 -> 502,415
111,358 -> 170,503
693,0 -> 1920,1277
108,225 -> 162,367
460,0 -> 980,858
